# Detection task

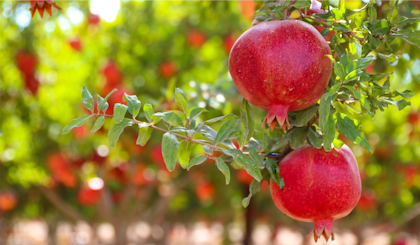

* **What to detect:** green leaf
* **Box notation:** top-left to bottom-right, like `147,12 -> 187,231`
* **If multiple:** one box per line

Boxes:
349,39 -> 362,60
320,28 -> 331,37
336,113 -> 373,153
113,103 -> 128,124
382,99 -> 411,111
189,108 -> 207,121
323,112 -> 336,151
222,149 -> 262,182
98,89 -> 117,113
346,86 -> 371,112
178,141 -> 192,169
368,5 -> 377,23
334,62 -> 345,80
271,131 -> 291,151
308,127 -> 323,149
143,104 -> 155,122
378,53 -> 398,62
199,125 -> 217,142
261,133 -> 269,152
265,158 -> 284,190
91,116 -> 105,133
62,115 -> 91,134
204,114 -> 237,124
136,127 -> 153,146
214,157 -> 230,185
82,85 -> 94,113
109,118 -> 134,148
248,148 -> 264,168
123,93 -> 141,118
394,90 -> 415,98
319,93 -> 333,131
289,105 -> 319,127
162,132 -> 180,172
356,56 -> 376,70
290,127 -> 308,149
292,0 -> 310,8
396,17 -> 419,27
215,118 -> 240,144
240,99 -> 255,145
368,20 -> 391,35
97,95 -> 109,113
153,111 -> 184,126
175,88 -> 188,113
187,155 -> 208,170
202,145 -> 213,155
387,0 -> 399,25
242,180 -> 262,208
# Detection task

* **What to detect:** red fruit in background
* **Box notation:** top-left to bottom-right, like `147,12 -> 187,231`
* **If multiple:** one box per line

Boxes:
315,25 -> 334,42
150,146 -> 165,165
108,163 -> 129,185
132,163 -> 151,186
408,111 -> 419,125
101,85 -> 133,114
237,169 -> 254,185
270,144 -> 361,242
0,191 -> 17,212
24,74 -> 40,95
47,153 -> 77,188
187,30 -> 206,48
103,61 -> 123,87
159,61 -> 177,78
229,20 -> 332,130
16,50 -> 37,76
69,38 -> 82,51
77,187 -> 102,206
239,0 -> 257,21
72,124 -> 89,140
223,34 -> 238,54
111,192 -> 123,203
30,0 -> 61,18
366,63 -> 375,74
88,14 -> 100,25
393,237 -> 409,245
404,165 -> 418,187
195,182 -> 215,201
357,190 -> 376,211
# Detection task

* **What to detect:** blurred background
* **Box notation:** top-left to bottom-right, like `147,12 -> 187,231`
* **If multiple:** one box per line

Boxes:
0,0 -> 419,244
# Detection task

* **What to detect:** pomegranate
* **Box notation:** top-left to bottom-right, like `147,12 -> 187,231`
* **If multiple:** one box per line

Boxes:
195,182 -> 215,201
87,14 -> 100,25
47,153 -> 77,188
159,61 -> 177,78
0,191 -> 17,212
30,0 -> 61,18
16,50 -> 37,76
229,20 -> 332,130
223,34 -> 238,54
187,30 -> 206,48
103,61 -> 123,87
77,187 -> 102,205
357,190 -> 376,211
69,38 -> 82,51
270,144 -> 361,242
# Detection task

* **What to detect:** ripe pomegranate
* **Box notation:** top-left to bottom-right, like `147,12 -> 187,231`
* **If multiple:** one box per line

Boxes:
87,14 -> 100,25
357,190 -> 376,211
239,0 -> 257,21
223,34 -> 238,54
187,30 -> 206,48
0,191 -> 17,212
47,153 -> 77,188
408,111 -> 419,125
69,38 -> 82,51
77,187 -> 102,205
103,61 -> 123,87
16,50 -> 37,76
30,0 -> 61,18
159,61 -> 177,78
24,74 -> 40,95
195,182 -> 215,201
229,20 -> 332,130
270,144 -> 361,242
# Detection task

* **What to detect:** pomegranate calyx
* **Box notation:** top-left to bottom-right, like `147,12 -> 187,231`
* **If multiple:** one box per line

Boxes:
262,104 -> 290,131
308,219 -> 334,242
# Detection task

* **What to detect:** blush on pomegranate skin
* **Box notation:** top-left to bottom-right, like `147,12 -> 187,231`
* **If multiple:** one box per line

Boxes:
229,20 -> 332,130
270,144 -> 361,242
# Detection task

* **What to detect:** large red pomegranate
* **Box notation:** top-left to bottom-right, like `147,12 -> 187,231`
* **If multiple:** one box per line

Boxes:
229,20 -> 332,130
270,144 -> 361,242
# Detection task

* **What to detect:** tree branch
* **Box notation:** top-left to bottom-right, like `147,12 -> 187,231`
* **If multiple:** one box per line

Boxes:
37,186 -> 87,223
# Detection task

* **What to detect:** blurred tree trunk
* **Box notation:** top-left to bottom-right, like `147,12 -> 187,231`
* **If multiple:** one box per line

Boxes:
113,222 -> 128,245
243,184 -> 254,245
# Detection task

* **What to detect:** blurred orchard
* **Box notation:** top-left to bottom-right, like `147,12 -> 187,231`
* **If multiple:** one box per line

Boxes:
0,0 -> 419,245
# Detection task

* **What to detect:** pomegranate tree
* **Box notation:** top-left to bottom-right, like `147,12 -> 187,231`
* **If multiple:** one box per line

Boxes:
229,20 -> 332,130
270,144 -> 361,241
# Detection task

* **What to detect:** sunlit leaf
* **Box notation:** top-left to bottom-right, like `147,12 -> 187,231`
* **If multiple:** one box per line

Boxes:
62,115 -> 91,134
214,157 -> 230,185
91,116 -> 105,133
136,127 -> 153,146
109,118 -> 134,148
187,155 -> 208,170
162,132 -> 180,172
82,85 -> 94,113
113,103 -> 128,124
175,88 -> 188,114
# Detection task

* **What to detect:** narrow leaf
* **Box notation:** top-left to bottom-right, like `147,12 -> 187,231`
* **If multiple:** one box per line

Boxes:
91,116 -> 105,133
62,115 -> 91,134
187,155 -> 208,170
202,145 -> 213,155
265,158 -> 284,190
136,127 -> 153,146
175,88 -> 188,113
178,141 -> 191,169
323,112 -> 336,151
242,180 -> 262,208
109,118 -> 134,148
123,93 -> 141,117
308,127 -> 323,149
153,111 -> 184,126
113,103 -> 128,124
215,118 -> 240,144
290,127 -> 308,149
336,113 -> 373,153
289,105 -> 318,127
248,148 -> 264,168
189,108 -> 207,122
214,157 -> 230,185
143,104 -> 155,122
222,149 -> 262,181
82,85 -> 94,113
240,99 -> 255,145
162,132 -> 180,172
98,89 -> 117,112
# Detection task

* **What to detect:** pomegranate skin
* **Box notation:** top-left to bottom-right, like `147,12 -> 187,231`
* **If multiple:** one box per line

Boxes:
229,20 -> 332,130
270,144 -> 361,242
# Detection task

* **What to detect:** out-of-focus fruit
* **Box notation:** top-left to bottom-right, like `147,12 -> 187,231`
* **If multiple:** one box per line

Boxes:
0,191 -> 17,212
